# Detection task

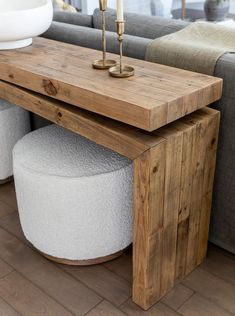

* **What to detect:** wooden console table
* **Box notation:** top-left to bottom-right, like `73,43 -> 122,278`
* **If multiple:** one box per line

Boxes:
0,38 -> 222,310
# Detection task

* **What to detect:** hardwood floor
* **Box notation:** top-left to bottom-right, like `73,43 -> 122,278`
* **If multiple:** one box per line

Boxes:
0,181 -> 234,316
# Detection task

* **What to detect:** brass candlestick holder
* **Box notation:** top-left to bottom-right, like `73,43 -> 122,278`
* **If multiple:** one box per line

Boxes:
109,20 -> 135,78
92,0 -> 116,69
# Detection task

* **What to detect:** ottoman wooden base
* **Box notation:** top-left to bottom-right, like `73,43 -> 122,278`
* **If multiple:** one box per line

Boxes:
0,176 -> 13,185
39,249 -> 124,266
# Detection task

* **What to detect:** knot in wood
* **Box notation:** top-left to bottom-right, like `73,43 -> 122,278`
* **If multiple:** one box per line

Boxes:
42,79 -> 58,96
152,163 -> 159,174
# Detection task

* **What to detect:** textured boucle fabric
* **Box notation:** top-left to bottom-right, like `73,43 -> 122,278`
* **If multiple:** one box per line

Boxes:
13,125 -> 133,260
14,125 -> 132,177
0,100 -> 30,181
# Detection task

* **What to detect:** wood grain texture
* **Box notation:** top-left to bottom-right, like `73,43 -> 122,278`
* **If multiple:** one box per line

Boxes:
182,268 -> 235,314
0,182 -> 17,210
132,109 -> 220,310
161,284 -> 194,311
200,245 -> 235,285
0,37 -> 222,131
178,293 -> 232,316
103,248 -> 132,283
133,143 -> 166,309
0,201 -> 16,221
121,299 -> 181,316
40,249 -> 124,266
175,125 -> 195,280
0,271 -> 73,316
0,297 -> 21,316
86,301 -> 127,316
0,228 -> 102,316
0,47 -> 220,311
196,111 -> 220,265
0,186 -> 231,316
61,263 -> 131,307
0,80 -> 163,160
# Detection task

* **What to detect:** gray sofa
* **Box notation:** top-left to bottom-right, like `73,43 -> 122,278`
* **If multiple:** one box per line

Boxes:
40,9 -> 235,254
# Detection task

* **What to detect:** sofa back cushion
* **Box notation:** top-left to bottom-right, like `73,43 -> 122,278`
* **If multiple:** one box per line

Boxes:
53,11 -> 93,28
93,8 -> 189,39
43,22 -> 151,60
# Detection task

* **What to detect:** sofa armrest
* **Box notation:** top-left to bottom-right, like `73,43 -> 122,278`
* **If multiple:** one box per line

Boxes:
209,53 -> 235,253
53,11 -> 93,28
42,22 -> 151,60
215,53 -> 235,100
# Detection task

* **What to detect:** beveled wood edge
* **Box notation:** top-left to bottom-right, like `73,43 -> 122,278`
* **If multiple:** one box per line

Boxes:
0,176 -> 13,185
39,249 -> 125,266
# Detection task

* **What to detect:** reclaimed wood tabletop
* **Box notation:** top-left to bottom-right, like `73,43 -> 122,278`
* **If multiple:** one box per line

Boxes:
0,37 -> 222,131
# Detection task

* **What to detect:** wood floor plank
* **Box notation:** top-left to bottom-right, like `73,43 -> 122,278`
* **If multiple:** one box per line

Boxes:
0,200 -> 16,220
121,299 -> 181,316
178,293 -> 233,316
182,267 -> 235,314
61,264 -> 131,306
0,187 -> 234,316
103,248 -> 132,283
0,271 -> 73,316
161,284 -> 194,311
201,245 -> 235,285
0,212 -> 27,243
0,259 -> 13,279
0,297 -> 20,316
86,301 -> 127,316
0,182 -> 17,210
0,227 -> 102,316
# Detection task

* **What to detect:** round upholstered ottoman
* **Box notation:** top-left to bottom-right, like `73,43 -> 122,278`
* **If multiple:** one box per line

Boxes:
0,100 -> 30,184
13,125 -> 133,265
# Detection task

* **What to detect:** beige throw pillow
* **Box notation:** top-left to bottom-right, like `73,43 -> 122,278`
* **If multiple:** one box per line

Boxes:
53,0 -> 77,12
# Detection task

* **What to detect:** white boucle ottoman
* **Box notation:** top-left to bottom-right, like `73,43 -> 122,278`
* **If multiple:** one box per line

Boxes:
0,100 -> 30,183
13,125 -> 133,265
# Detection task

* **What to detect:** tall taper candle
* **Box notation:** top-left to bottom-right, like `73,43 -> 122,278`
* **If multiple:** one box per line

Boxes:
116,0 -> 124,21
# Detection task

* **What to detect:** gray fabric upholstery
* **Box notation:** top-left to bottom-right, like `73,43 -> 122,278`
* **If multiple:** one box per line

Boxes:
209,53 -> 235,253
53,11 -> 93,27
93,8 -> 189,39
43,22 -> 151,60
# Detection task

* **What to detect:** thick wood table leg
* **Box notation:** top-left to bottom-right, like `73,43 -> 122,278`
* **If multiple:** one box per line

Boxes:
132,108 -> 220,310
